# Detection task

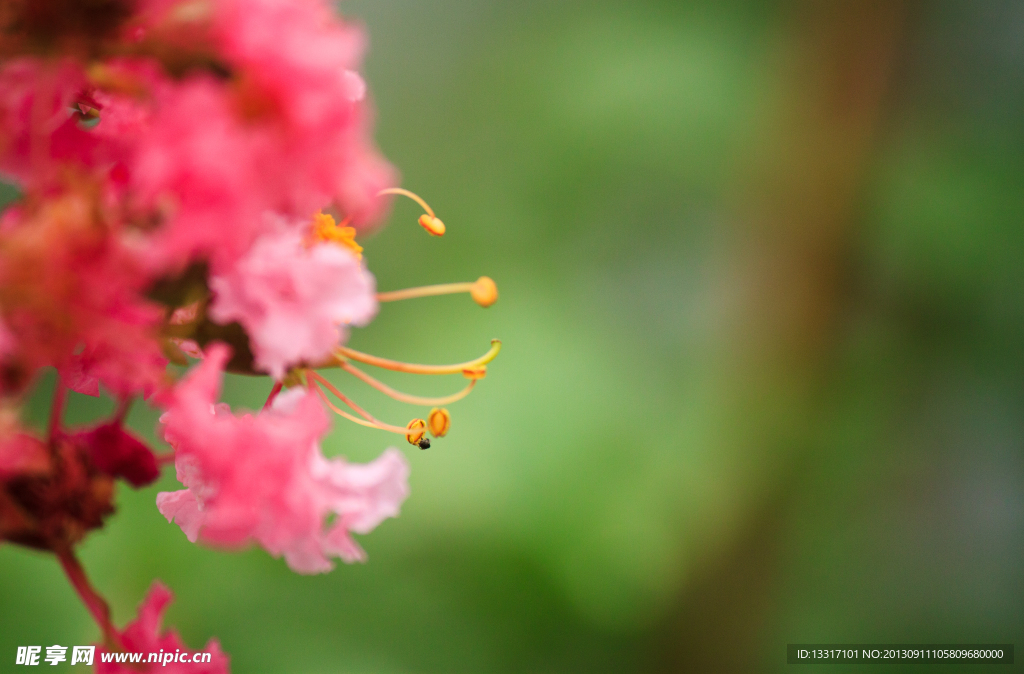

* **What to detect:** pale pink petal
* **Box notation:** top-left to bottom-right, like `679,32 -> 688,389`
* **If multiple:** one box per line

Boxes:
156,490 -> 204,543
312,448 -> 410,535
157,343 -> 408,573
281,539 -> 333,575
320,524 -> 367,564
209,230 -> 376,379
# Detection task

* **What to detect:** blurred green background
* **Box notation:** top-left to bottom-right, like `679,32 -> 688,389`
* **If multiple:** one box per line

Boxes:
2,0 -> 1023,671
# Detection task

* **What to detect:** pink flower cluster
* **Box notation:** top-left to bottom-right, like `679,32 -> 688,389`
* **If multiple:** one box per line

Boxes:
0,0 -> 419,668
157,345 -> 408,572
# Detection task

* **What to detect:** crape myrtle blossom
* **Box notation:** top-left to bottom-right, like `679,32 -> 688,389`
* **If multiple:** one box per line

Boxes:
209,0 -> 395,225
209,225 -> 377,380
126,0 -> 396,273
0,58 -> 88,183
0,188 -> 169,399
0,0 -> 502,669
96,582 -> 229,674
156,344 -> 409,572
0,0 -> 393,274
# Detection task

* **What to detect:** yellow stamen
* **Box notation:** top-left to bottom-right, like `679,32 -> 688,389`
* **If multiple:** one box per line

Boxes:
376,276 -> 498,308
378,187 -> 445,237
428,408 -> 451,438
339,360 -> 477,406
335,339 -> 501,375
308,211 -> 362,258
405,418 -> 427,445
296,191 -> 501,444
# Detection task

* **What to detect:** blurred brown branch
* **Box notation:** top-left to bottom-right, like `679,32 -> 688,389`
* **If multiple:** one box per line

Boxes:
658,1 -> 909,670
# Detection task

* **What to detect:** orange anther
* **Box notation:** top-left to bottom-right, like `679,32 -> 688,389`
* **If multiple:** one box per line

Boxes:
418,214 -> 446,236
428,408 -> 451,437
462,366 -> 487,380
309,212 -> 362,258
406,418 -> 427,445
470,276 -> 498,307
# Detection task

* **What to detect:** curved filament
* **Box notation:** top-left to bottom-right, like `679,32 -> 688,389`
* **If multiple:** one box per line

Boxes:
335,339 -> 501,375
377,187 -> 436,217
340,361 -> 477,406
306,371 -> 414,435
309,381 -> 414,436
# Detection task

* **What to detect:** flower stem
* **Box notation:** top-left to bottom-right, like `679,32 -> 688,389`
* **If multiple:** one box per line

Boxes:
55,545 -> 121,649
114,396 -> 134,424
48,377 -> 67,442
263,381 -> 283,410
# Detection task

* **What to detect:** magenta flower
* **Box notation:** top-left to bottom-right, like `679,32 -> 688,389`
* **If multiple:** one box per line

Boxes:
129,75 -> 268,273
0,59 -> 89,184
122,0 -> 395,275
156,344 -> 409,572
208,0 -> 396,226
0,192 -> 168,399
96,582 -> 229,674
74,422 -> 160,488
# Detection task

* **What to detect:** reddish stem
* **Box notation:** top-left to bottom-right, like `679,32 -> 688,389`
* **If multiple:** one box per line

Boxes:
114,396 -> 134,424
48,377 -> 67,442
263,381 -> 283,410
55,545 -> 121,649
